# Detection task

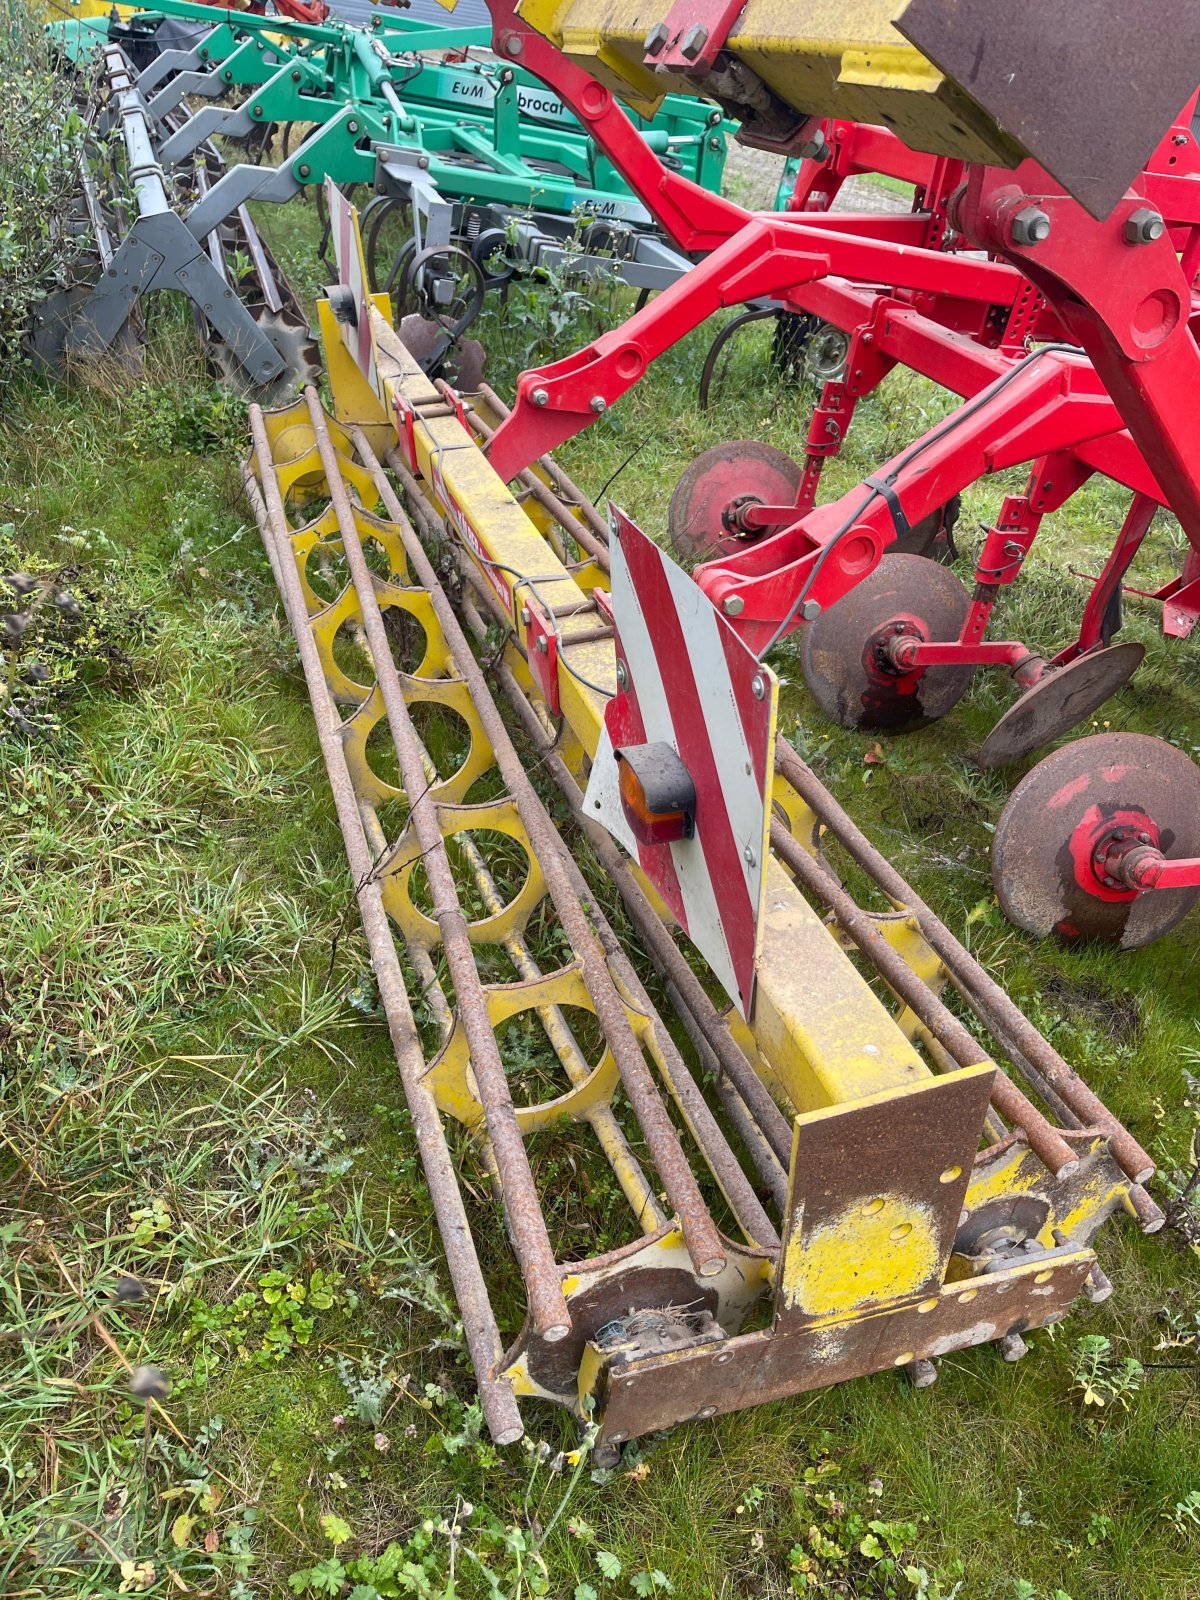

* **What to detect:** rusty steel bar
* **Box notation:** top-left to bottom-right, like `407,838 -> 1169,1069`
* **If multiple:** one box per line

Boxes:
242,449 -> 523,1446
444,817 -> 669,1235
354,427 -> 755,1266
769,820 -> 1082,1180
477,381 -> 613,546
774,740 -> 1157,1188
384,441 -> 799,1180
662,979 -> 790,1208
299,390 -> 573,1342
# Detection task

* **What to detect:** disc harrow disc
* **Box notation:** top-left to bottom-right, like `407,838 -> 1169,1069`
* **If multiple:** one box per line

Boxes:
977,641 -> 1145,769
992,732 -> 1200,947
802,553 -> 975,732
397,314 -> 487,390
667,439 -> 802,562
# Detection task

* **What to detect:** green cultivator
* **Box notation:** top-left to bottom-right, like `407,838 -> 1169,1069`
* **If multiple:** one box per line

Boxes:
41,0 -> 730,389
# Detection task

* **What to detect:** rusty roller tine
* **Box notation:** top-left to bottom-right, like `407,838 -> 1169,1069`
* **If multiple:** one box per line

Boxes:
444,817 -> 669,1235
387,441 -> 798,1179
775,741 -> 1156,1188
297,391 -> 572,1342
242,445 -> 523,1446
354,429 -> 733,1274
477,382 -> 613,547
554,870 -> 781,1249
770,822 -> 1081,1180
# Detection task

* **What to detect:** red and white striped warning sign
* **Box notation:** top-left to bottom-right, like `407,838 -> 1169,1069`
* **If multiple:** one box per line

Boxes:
326,178 -> 378,397
584,506 -> 777,1019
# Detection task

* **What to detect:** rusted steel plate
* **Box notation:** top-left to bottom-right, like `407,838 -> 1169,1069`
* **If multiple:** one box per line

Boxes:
897,0 -> 1200,220
595,1250 -> 1094,1445
779,1065 -> 994,1324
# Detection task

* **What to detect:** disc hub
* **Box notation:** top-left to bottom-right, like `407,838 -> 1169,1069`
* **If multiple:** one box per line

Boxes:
872,617 -> 924,678
722,492 -> 766,538
1085,819 -> 1163,896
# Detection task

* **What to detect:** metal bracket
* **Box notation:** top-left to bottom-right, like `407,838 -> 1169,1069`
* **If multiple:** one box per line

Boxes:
644,0 -> 742,74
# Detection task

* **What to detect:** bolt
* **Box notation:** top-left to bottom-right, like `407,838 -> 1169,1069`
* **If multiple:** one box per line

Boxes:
1124,206 -> 1165,244
1010,206 -> 1052,246
798,129 -> 830,163
535,637 -> 548,654
531,387 -> 549,406
347,119 -> 360,135
1084,1263 -> 1114,1304
800,599 -> 822,621
417,155 -> 429,169
643,22 -> 670,54
713,1349 -> 733,1365
679,24 -> 709,60
695,1404 -> 717,1418
252,104 -> 263,117
505,34 -> 523,56
723,595 -> 745,617
751,673 -> 766,700
743,845 -> 756,866
291,69 -> 301,82
608,514 -> 621,538
615,659 -> 629,690
298,163 -> 311,178
999,1332 -> 1028,1363
906,1358 -> 939,1389
1173,132 -> 1189,145
520,606 -> 531,625
590,395 -> 607,413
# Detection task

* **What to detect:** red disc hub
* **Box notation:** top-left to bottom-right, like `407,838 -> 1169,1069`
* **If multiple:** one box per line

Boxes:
1075,811 -> 1163,899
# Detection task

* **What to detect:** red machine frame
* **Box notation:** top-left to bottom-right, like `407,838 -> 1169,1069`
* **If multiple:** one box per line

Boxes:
474,0 -> 1200,937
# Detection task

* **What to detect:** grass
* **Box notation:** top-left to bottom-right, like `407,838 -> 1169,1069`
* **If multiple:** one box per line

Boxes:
2,218 -> 1200,1600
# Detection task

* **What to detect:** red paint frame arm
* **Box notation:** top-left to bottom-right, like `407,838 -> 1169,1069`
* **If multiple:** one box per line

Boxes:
487,0 -> 746,252
484,217 -> 1026,482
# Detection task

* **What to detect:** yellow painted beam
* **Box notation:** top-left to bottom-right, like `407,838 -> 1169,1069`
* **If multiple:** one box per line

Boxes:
517,0 -> 1025,166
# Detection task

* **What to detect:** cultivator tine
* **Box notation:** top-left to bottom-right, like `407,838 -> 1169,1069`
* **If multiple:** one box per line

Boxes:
32,41 -> 313,391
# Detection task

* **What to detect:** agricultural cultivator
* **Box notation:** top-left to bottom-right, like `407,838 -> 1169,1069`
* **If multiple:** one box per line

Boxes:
31,33 -> 318,391
42,0 -> 729,388
242,146 -> 1166,1451
449,0 -> 1200,950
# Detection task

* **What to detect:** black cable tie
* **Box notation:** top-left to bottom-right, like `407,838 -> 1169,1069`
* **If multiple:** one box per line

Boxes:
863,475 -> 912,542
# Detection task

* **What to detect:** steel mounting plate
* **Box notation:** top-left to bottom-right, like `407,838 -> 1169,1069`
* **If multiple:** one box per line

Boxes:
897,0 -> 1200,220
